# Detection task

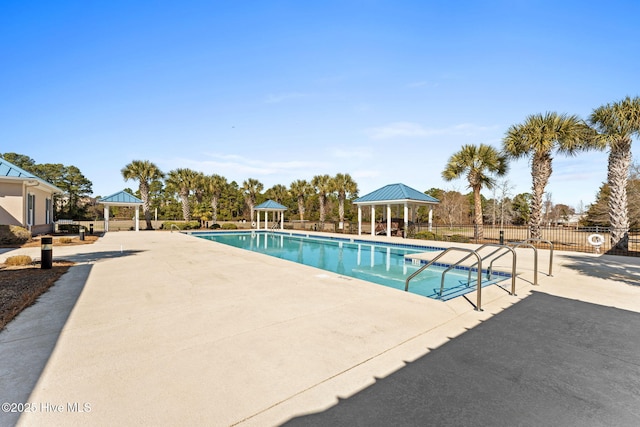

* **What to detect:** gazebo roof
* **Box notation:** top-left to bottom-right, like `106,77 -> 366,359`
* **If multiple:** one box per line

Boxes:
98,190 -> 143,205
255,199 -> 288,211
353,183 -> 439,204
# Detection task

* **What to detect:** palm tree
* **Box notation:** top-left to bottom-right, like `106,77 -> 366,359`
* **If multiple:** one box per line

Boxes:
206,174 -> 227,225
312,174 -> 332,228
502,112 -> 598,239
290,179 -> 312,221
589,96 -> 640,250
121,160 -> 164,229
265,184 -> 288,203
166,168 -> 199,221
241,178 -> 264,224
332,173 -> 358,230
442,144 -> 507,239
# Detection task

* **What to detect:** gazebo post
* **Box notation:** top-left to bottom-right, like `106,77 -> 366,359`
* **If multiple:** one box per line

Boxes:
135,206 -> 140,232
104,205 -> 109,232
357,205 -> 362,235
429,208 -> 433,232
403,203 -> 408,238
386,204 -> 391,237
370,206 -> 375,236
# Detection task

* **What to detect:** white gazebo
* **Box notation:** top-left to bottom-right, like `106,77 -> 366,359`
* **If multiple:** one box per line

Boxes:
98,191 -> 144,232
353,183 -> 439,238
254,199 -> 287,230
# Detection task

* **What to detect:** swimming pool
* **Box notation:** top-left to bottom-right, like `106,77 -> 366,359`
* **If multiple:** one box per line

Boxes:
191,231 -> 508,301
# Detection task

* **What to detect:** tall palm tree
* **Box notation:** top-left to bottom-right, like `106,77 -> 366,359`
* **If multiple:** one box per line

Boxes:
332,173 -> 358,230
290,179 -> 312,221
589,96 -> 640,250
206,174 -> 227,225
166,168 -> 199,221
192,172 -> 207,204
242,178 -> 264,224
442,144 -> 507,239
312,174 -> 332,228
502,112 -> 598,239
266,184 -> 288,203
121,160 -> 164,229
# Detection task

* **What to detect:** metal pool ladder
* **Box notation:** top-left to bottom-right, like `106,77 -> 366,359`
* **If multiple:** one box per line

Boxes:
463,244 -> 517,296
405,247 -> 484,311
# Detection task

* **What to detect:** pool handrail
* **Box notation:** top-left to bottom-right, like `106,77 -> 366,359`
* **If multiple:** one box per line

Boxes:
405,247 -> 484,311
516,238 -> 553,276
464,244 -> 517,296
506,242 -> 540,286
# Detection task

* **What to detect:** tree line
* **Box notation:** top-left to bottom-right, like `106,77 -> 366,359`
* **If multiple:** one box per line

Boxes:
3,96 -> 639,250
440,97 -> 640,250
1,152 -> 93,219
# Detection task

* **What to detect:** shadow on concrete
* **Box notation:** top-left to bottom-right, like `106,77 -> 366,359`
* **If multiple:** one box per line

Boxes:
61,249 -> 145,264
0,249 -> 141,427
283,292 -> 640,427
560,254 -> 640,287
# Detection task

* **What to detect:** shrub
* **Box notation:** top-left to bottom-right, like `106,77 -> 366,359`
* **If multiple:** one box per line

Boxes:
4,255 -> 33,266
59,237 -> 74,244
0,225 -> 32,245
415,231 -> 439,241
161,221 -> 201,230
210,223 -> 221,229
448,234 -> 470,243
221,223 -> 238,230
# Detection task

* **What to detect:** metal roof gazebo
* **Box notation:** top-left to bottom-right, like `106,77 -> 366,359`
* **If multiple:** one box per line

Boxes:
98,191 -> 144,232
254,199 -> 288,230
353,183 -> 439,238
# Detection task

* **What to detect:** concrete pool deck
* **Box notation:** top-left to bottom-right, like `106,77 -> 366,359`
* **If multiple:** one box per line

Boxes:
1,231 -> 639,426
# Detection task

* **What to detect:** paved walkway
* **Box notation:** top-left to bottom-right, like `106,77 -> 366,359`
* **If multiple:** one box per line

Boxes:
0,231 -> 639,426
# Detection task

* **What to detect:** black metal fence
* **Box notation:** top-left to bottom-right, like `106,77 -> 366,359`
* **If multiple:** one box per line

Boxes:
291,221 -> 640,257
409,224 -> 640,256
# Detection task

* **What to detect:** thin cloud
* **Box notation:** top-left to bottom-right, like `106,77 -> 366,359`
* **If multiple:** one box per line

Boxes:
406,81 -> 439,89
264,92 -> 309,104
366,121 -> 499,140
366,122 -> 434,139
352,169 -> 381,180
162,153 -> 331,179
330,147 -> 374,159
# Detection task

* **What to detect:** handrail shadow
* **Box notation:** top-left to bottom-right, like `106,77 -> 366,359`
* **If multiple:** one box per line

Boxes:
559,253 -> 640,287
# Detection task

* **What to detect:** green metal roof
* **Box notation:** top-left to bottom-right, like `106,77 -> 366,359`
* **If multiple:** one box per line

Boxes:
0,156 -> 63,192
354,183 -> 439,204
98,191 -> 143,204
255,199 -> 288,210
0,158 -> 35,178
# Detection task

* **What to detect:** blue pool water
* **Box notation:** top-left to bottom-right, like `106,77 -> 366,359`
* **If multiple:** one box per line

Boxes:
192,231 -> 507,301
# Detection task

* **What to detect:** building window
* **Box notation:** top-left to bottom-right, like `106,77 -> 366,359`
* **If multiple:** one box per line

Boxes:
27,193 -> 36,226
46,198 -> 52,224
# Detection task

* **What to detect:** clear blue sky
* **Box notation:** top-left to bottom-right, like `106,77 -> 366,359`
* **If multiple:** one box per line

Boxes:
2,0 -> 639,210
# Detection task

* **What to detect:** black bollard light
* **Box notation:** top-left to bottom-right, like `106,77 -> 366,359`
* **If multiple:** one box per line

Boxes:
499,230 -> 504,245
41,237 -> 53,269
89,223 -> 94,234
